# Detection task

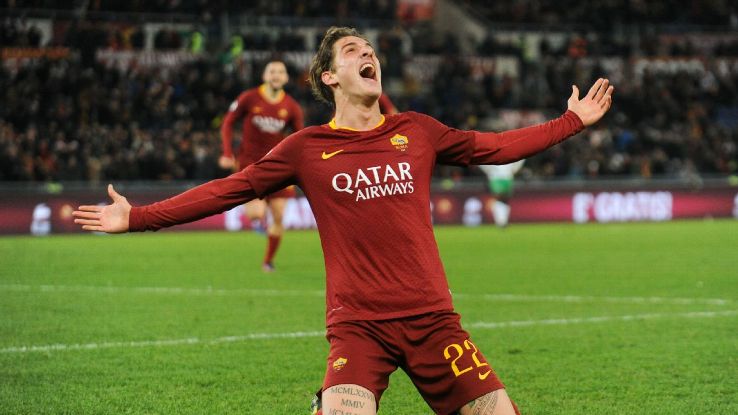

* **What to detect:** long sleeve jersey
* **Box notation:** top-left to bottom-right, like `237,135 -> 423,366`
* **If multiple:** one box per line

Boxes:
131,110 -> 584,326
220,85 -> 304,167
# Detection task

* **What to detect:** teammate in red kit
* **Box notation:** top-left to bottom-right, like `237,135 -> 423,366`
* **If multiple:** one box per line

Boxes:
74,27 -> 613,414
378,92 -> 397,115
219,60 -> 304,272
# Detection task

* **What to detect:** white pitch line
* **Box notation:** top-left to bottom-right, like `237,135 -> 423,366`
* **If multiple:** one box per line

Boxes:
2,310 -> 736,355
0,284 -> 325,298
467,309 -> 738,330
0,331 -> 326,354
453,293 -> 732,306
0,284 -> 731,306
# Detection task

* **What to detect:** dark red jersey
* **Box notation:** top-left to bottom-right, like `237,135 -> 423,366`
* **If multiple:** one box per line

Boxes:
131,111 -> 584,326
221,84 -> 304,167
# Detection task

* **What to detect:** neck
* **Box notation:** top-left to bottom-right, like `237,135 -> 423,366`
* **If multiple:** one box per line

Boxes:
261,84 -> 282,100
333,95 -> 382,131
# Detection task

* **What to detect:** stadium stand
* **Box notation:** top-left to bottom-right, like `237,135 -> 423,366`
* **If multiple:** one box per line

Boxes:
1,1 -> 736,182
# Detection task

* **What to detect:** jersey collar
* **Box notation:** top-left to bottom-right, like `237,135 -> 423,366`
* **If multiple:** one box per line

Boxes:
258,84 -> 285,104
328,115 -> 385,131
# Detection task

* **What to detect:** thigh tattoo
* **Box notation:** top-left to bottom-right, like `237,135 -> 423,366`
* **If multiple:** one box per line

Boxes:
462,390 -> 499,415
323,384 -> 376,415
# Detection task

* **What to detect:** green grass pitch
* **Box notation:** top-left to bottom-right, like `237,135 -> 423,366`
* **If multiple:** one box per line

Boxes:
1,220 -> 737,414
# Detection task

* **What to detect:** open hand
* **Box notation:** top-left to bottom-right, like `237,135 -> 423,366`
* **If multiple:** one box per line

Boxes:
568,78 -> 614,127
73,184 -> 131,233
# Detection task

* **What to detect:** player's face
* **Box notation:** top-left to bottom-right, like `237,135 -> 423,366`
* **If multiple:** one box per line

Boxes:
263,62 -> 288,90
325,36 -> 382,102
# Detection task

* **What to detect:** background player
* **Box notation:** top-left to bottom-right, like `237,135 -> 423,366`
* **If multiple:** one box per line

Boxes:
378,92 -> 397,115
219,60 -> 304,272
478,160 -> 525,227
73,27 -> 613,415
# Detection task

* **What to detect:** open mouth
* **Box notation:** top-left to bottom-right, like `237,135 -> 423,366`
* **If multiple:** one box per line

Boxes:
359,63 -> 377,81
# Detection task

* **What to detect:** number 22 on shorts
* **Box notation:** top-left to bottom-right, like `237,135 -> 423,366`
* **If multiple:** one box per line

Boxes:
443,339 -> 492,380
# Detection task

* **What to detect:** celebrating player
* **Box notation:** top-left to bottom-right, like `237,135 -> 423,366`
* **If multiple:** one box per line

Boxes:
74,27 -> 613,415
219,60 -> 304,272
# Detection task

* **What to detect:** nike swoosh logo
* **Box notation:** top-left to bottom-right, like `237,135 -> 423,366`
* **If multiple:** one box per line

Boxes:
321,150 -> 344,160
478,370 -> 492,380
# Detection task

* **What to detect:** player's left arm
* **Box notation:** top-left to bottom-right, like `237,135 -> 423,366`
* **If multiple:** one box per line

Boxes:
471,78 -> 613,164
291,100 -> 305,132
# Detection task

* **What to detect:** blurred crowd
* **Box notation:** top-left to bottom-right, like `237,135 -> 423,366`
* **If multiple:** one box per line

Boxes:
1,18 -> 43,47
0,53 -> 332,182
6,0 -> 736,27
2,58 -> 268,182
1,7 -> 737,183
3,0 -> 396,21
466,0 -> 738,27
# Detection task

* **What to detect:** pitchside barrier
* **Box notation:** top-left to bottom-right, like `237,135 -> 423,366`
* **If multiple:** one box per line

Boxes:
0,178 -> 736,235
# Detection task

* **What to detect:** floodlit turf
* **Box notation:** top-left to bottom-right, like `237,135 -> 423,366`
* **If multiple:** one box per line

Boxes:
1,220 -> 737,414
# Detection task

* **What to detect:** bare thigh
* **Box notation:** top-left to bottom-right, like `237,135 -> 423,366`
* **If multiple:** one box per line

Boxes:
267,197 -> 287,227
458,389 -> 516,415
322,384 -> 377,415
244,199 -> 266,220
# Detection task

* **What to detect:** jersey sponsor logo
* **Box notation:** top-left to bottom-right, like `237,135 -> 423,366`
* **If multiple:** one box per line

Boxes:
390,133 -> 409,151
321,149 -> 344,160
278,108 -> 288,118
252,115 -> 286,134
252,106 -> 262,113
331,162 -> 415,202
332,357 -> 347,371
478,369 -> 492,380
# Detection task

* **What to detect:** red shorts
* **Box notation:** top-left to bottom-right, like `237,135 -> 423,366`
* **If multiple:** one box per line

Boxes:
237,158 -> 296,201
321,311 -> 505,415
265,185 -> 296,200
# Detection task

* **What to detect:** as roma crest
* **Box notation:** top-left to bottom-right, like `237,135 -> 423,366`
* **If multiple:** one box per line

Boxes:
390,134 -> 409,151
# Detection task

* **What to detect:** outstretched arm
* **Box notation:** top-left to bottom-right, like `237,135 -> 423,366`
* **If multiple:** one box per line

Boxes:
73,133 -> 300,233
73,184 -> 132,233
472,78 -> 614,164
73,171 -> 259,233
567,78 -> 614,127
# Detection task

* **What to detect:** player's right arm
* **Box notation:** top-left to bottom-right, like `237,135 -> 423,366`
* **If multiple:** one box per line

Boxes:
73,184 -> 134,233
74,135 -> 301,233
219,92 -> 250,169
73,171 -> 260,233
